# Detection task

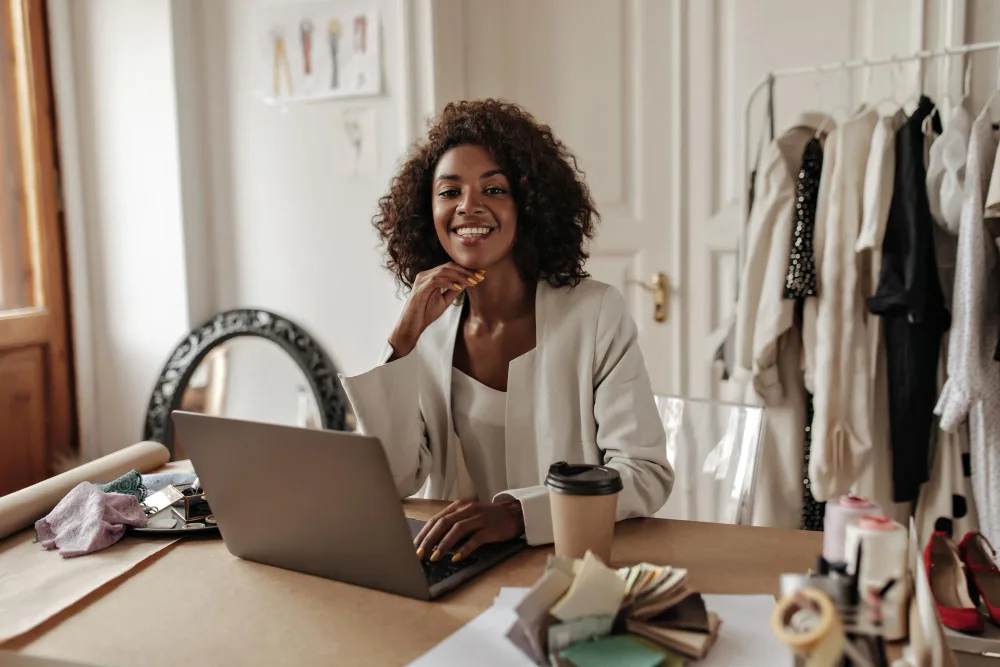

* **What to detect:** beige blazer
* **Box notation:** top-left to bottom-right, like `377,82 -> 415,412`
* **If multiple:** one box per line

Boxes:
339,279 -> 673,545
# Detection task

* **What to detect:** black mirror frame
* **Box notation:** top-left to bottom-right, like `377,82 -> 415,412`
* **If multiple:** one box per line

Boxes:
143,308 -> 348,457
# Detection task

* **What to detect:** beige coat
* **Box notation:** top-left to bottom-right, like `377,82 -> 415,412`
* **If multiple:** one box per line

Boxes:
339,279 -> 673,545
729,112 -> 832,529
809,107 -> 878,501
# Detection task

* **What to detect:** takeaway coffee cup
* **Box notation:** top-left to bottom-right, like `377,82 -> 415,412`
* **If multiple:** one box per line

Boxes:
545,461 -> 623,563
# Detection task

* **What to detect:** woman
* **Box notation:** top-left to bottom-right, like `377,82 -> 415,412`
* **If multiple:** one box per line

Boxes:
341,99 -> 672,563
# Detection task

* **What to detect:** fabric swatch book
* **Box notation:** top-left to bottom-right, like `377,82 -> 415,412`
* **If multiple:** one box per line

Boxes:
508,552 -> 722,666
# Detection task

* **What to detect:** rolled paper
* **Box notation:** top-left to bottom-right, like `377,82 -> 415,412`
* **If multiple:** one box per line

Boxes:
0,441 -> 170,539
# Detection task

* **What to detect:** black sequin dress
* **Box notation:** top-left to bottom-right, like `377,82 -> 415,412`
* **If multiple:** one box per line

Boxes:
786,137 -> 826,532
785,137 -> 823,299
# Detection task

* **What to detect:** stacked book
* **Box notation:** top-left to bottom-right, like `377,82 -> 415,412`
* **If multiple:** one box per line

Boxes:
508,551 -> 722,666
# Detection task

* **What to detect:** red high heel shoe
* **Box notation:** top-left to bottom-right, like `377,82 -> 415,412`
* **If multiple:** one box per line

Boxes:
959,532 -> 1000,626
925,531 -> 984,633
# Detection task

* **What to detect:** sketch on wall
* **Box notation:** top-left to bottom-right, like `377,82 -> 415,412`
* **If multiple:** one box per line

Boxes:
256,1 -> 381,104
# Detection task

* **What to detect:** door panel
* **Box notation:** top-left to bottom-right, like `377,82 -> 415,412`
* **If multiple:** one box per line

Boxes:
0,0 -> 76,491
0,346 -> 47,495
460,0 -> 681,394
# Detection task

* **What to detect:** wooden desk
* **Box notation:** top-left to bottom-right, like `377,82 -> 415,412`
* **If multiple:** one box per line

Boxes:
8,501 -> 822,666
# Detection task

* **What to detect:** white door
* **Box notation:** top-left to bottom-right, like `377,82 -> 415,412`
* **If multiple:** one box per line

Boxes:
414,0 -> 954,399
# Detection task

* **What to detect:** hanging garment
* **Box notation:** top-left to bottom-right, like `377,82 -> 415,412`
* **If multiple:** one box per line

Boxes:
917,332 -> 980,545
784,138 -> 824,299
985,140 -> 1000,221
730,112 -> 832,529
927,105 -> 971,234
714,90 -> 778,382
810,107 -> 878,501
985,143 -> 1000,364
867,96 -> 947,504
854,109 -> 908,519
935,105 -> 1000,545
780,133 -> 827,529
779,133 -> 826,529
801,127 -> 839,395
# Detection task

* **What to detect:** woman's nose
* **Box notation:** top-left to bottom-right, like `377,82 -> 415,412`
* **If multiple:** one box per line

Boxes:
457,189 -> 484,214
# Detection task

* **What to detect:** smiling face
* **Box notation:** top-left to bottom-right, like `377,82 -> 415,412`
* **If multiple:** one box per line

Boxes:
431,144 -> 518,271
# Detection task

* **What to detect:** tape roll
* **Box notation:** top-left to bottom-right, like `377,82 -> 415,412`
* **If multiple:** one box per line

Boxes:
772,588 -> 844,667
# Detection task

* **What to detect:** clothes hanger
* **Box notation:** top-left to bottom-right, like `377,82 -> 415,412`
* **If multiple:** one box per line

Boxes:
873,56 -> 904,114
984,47 -> 1000,117
900,57 -> 926,113
924,57 -> 969,132
815,66 -> 852,137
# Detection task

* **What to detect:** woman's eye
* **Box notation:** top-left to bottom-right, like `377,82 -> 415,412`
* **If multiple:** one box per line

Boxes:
438,188 -> 460,198
485,186 -> 506,196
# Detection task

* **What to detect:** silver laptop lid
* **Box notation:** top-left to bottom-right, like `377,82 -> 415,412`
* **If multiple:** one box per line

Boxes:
171,411 -> 430,599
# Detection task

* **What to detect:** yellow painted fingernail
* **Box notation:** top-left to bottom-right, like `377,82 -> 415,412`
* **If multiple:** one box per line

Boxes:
416,547 -> 425,559
430,549 -> 441,562
478,269 -> 487,275
468,277 -> 478,285
476,272 -> 486,279
451,551 -> 463,563
452,282 -> 462,290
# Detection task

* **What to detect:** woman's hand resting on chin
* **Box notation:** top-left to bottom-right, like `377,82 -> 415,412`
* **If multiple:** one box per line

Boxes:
414,497 -> 524,563
388,262 -> 485,359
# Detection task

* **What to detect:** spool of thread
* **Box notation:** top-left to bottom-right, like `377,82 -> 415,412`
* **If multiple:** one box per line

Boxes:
822,495 -> 883,565
845,515 -> 907,590
771,587 -> 845,667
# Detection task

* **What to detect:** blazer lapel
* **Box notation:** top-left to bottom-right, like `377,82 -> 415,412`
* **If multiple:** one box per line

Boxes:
505,283 -> 544,487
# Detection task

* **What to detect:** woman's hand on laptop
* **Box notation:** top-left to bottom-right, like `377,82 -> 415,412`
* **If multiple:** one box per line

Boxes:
414,498 -> 524,563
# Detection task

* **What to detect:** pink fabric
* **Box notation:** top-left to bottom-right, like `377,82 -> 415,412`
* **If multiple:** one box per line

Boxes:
35,482 -> 148,557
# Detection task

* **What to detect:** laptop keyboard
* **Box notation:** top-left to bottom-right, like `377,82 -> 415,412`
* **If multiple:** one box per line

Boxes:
421,552 -> 481,586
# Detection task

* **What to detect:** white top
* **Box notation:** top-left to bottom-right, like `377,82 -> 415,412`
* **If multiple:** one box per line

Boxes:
926,104 -> 971,234
451,366 -> 510,502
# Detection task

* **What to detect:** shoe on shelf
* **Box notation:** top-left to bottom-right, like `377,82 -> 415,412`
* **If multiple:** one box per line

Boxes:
925,531 -> 984,634
959,532 -> 1000,626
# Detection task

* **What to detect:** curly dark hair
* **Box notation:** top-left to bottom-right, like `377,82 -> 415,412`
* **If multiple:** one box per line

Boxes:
372,99 -> 599,289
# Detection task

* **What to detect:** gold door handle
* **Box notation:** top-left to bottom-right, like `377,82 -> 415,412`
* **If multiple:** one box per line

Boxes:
626,272 -> 669,323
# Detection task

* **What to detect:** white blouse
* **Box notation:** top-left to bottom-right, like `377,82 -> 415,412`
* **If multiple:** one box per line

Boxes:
451,366 -> 512,503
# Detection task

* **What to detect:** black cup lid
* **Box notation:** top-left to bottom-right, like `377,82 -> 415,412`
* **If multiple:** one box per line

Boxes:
545,461 -> 623,496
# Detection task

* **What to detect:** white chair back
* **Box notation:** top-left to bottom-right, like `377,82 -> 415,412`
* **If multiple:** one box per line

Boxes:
653,395 -> 765,525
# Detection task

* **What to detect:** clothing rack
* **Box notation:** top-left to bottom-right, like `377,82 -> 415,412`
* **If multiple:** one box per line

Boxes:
738,39 -> 1000,275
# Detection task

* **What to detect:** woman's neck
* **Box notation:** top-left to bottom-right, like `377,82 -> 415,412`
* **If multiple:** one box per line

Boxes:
465,259 -> 534,327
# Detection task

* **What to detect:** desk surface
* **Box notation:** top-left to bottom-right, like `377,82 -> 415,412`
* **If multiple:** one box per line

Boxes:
9,501 -> 822,667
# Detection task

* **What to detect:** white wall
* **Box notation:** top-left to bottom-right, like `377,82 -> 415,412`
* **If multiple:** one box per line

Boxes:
54,0 -> 192,458
198,0 -> 405,379
51,0 -> 417,459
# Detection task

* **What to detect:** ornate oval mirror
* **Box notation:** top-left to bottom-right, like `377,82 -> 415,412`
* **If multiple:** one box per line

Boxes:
143,309 -> 351,458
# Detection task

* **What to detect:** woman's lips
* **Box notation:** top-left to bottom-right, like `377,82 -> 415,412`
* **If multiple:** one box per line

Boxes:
452,227 -> 495,247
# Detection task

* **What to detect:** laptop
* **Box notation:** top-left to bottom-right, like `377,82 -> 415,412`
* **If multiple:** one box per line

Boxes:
171,411 -> 526,600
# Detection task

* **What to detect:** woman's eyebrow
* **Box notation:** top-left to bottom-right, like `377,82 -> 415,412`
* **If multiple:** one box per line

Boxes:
435,173 -> 459,182
480,169 -> 504,179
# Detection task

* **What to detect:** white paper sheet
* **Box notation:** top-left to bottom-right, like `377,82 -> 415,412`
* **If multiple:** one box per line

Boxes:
408,588 -> 534,667
702,594 -> 788,666
410,591 -> 789,667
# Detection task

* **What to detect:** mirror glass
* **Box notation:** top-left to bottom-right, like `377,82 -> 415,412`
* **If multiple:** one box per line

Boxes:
174,337 -> 322,458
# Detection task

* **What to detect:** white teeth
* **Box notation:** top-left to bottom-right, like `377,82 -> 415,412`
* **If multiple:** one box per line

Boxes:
455,227 -> 492,237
